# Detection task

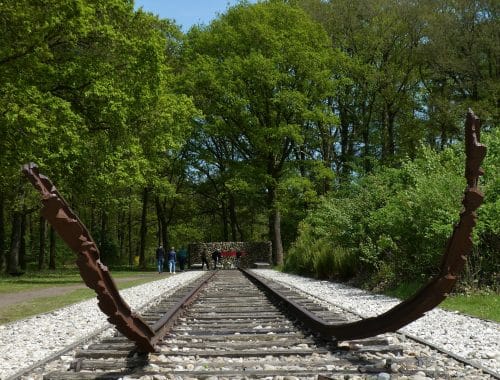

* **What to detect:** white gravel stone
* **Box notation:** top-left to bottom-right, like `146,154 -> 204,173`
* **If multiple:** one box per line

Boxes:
255,269 -> 500,376
0,271 -> 204,380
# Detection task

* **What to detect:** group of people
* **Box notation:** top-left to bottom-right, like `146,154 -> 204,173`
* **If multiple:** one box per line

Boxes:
201,249 -> 220,270
200,249 -> 242,270
156,245 -> 243,273
155,245 -> 188,274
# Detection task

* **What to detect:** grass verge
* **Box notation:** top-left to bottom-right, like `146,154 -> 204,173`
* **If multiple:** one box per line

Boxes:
385,282 -> 500,322
0,274 -> 164,324
0,270 -> 156,293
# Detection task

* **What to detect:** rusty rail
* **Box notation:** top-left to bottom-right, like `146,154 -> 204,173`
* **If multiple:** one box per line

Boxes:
23,163 -> 218,352
23,109 -> 486,349
22,164 -> 157,352
244,109 -> 487,341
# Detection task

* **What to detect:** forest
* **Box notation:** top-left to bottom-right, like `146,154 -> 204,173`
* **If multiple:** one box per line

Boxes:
0,0 -> 498,290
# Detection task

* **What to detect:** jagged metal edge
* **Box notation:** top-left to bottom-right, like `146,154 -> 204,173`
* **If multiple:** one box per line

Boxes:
325,109 -> 487,340
22,163 -> 156,352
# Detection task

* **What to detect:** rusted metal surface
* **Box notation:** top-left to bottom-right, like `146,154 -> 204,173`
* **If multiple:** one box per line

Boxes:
23,109 -> 487,350
246,109 -> 487,342
22,163 -> 156,352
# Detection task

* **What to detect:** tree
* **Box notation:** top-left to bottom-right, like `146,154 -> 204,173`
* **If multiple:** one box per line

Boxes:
183,1 -> 339,264
0,1 -> 197,271
419,0 -> 499,138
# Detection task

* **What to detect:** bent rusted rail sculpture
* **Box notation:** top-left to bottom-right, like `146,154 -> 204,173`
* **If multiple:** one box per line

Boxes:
322,108 -> 487,340
243,108 -> 487,341
23,109 -> 486,350
22,163 -> 156,352
22,164 -> 217,353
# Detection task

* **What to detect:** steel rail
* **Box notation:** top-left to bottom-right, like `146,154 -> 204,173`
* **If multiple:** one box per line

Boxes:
150,270 -> 217,346
22,109 -> 487,353
244,109 -> 487,342
242,269 -> 499,379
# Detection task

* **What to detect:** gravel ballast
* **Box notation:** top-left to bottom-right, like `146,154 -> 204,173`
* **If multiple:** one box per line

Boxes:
0,271 -> 204,380
255,269 -> 500,376
0,269 -> 498,379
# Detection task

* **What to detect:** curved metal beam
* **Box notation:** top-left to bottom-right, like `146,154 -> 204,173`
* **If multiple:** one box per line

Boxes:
22,163 -> 156,352
246,109 -> 487,341
22,109 -> 487,348
324,109 -> 487,340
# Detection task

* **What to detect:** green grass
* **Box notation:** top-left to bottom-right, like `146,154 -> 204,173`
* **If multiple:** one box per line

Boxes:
441,293 -> 500,322
0,269 -> 156,293
0,271 -> 165,324
384,282 -> 500,322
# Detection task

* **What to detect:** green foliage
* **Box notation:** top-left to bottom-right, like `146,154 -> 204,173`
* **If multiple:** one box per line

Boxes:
182,1 -> 342,258
285,139 -> 497,286
286,231 -> 358,280
474,127 -> 500,284
0,0 -> 497,291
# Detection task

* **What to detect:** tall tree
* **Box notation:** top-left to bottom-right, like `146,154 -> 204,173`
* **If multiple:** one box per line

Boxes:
183,1 -> 338,264
419,0 -> 499,136
1,1 -> 197,271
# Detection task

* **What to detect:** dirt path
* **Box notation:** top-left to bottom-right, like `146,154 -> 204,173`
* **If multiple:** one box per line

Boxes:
0,274 -> 160,309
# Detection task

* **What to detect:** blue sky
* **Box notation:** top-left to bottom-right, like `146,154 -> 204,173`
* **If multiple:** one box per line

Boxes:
134,0 -> 257,31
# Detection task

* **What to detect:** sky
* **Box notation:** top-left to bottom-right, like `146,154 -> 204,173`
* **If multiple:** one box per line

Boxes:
134,0 -> 257,31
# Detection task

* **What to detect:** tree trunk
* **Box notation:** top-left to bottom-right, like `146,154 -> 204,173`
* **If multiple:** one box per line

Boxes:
0,193 -> 5,272
117,210 -> 124,259
19,212 -> 26,270
440,122 -> 447,150
228,194 -> 243,241
139,187 -> 149,269
28,213 -> 34,259
387,111 -> 396,159
221,199 -> 229,241
38,216 -> 46,270
339,103 -> 351,181
382,107 -> 396,162
7,211 -> 22,274
128,200 -> 133,266
267,185 -> 283,266
155,196 -> 168,248
340,123 -> 349,179
155,198 -> 163,246
319,123 -> 334,194
228,194 -> 237,241
49,226 -> 56,269
363,126 -> 372,173
99,210 -> 107,260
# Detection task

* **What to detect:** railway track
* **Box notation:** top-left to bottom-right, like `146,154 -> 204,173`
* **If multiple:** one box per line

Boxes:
15,109 -> 493,380
37,269 -> 494,380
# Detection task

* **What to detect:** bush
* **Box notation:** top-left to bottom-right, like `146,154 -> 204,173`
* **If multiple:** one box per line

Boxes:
285,134 -> 498,289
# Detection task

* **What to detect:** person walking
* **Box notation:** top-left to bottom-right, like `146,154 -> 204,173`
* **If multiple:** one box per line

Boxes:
211,249 -> 220,270
235,250 -> 242,267
168,247 -> 177,274
201,249 -> 209,270
156,244 -> 165,274
178,247 -> 188,271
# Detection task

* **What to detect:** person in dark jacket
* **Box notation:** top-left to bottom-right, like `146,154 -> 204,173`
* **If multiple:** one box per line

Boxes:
178,247 -> 188,271
168,247 -> 177,274
156,244 -> 165,274
201,249 -> 209,270
211,249 -> 220,270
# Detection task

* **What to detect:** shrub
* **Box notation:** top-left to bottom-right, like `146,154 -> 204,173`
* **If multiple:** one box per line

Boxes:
285,134 -> 498,288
